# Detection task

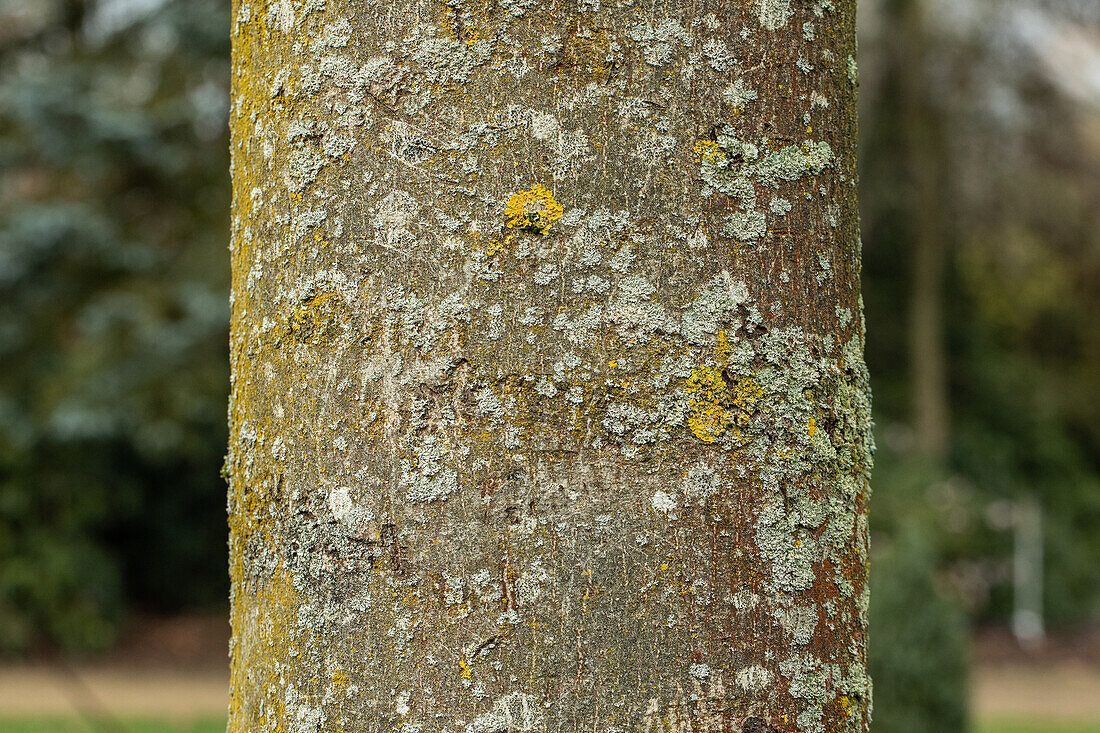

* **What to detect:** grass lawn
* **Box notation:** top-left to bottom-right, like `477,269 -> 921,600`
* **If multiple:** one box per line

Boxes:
976,721 -> 1100,733
0,718 -> 225,733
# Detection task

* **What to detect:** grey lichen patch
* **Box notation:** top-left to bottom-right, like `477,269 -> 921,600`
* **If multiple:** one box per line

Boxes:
651,489 -> 677,514
755,141 -> 835,187
270,0 -> 294,33
286,138 -> 327,193
466,692 -> 543,732
601,398 -> 683,453
700,129 -> 834,193
759,0 -> 793,30
408,25 -> 488,85
698,127 -> 834,242
701,38 -> 735,72
534,377 -> 558,397
688,662 -> 713,680
722,78 -> 759,108
816,250 -> 833,285
681,461 -> 721,503
770,197 -> 792,216
680,271 -> 750,344
773,604 -> 818,646
443,573 -> 465,606
402,434 -> 459,503
291,207 -> 328,239
627,18 -> 693,67
497,0 -> 536,18
736,665 -> 773,692
605,275 -> 672,336
327,485 -> 374,536
632,129 -> 678,167
755,488 -> 817,593
724,209 -> 767,241
779,654 -> 829,733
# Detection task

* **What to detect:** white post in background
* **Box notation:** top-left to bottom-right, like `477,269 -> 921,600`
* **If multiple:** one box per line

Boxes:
1012,495 -> 1045,648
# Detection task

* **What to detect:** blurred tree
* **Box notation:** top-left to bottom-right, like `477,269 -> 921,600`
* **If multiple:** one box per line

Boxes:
859,0 -> 1100,728
860,0 -> 1100,634
896,0 -> 950,462
946,0 -> 1100,625
0,0 -> 230,653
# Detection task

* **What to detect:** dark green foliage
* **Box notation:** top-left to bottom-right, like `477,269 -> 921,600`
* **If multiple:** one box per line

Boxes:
870,529 -> 969,733
860,2 -> 1100,727
0,0 -> 230,653
860,0 -> 1100,632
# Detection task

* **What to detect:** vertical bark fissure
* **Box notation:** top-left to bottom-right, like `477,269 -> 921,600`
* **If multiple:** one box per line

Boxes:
228,1 -> 872,731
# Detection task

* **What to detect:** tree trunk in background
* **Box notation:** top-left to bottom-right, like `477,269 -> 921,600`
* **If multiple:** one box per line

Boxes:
899,0 -> 950,461
228,0 -> 871,731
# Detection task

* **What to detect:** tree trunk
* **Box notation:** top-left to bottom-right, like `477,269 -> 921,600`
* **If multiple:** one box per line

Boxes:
899,0 -> 950,462
227,1 -> 872,731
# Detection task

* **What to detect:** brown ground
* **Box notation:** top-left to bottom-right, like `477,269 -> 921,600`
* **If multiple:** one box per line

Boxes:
1,617 -> 1098,721
0,666 -> 228,718
0,614 -> 229,718
971,626 -> 1100,722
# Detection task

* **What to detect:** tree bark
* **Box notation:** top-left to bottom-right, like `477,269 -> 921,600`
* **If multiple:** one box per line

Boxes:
227,1 -> 872,731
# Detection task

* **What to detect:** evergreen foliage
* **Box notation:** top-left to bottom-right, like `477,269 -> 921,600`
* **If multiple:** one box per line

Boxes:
870,529 -> 969,733
0,0 -> 230,652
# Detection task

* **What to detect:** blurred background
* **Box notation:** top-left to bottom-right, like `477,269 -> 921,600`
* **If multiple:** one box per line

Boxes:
0,0 -> 1098,731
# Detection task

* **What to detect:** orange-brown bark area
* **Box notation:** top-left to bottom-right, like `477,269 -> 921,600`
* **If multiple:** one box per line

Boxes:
227,0 -> 870,731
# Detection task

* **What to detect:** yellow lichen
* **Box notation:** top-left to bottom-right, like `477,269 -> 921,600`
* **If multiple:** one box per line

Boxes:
716,328 -> 732,366
807,418 -> 818,438
693,139 -> 724,164
289,289 -> 348,343
227,567 -> 305,733
686,366 -> 731,443
729,375 -> 763,424
686,367 -> 761,444
504,184 -> 563,235
555,26 -> 611,79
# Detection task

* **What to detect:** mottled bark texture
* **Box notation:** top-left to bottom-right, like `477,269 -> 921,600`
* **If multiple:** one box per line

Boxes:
228,0 -> 872,732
